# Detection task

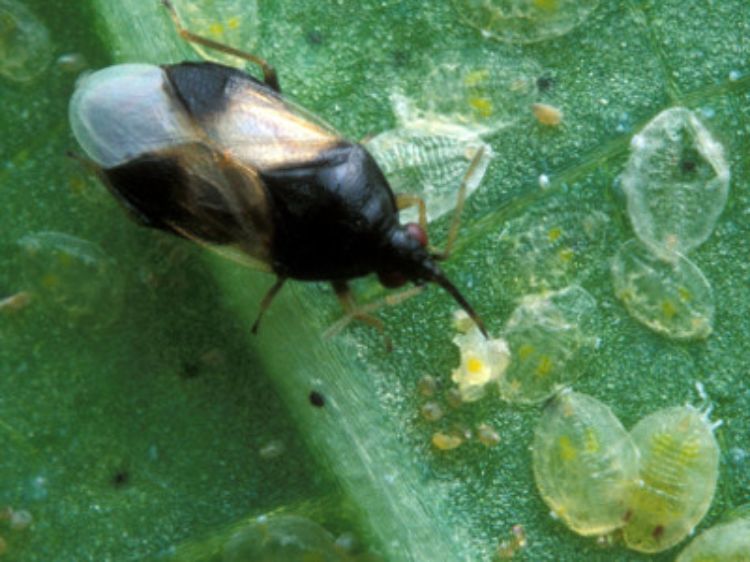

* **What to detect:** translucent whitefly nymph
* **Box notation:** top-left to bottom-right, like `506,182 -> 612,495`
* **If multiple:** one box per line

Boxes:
532,390 -> 640,536
223,514 -> 346,562
454,0 -> 600,44
620,107 -> 730,259
499,285 -> 597,404
16,231 -> 123,326
611,238 -> 714,340
675,514 -> 750,562
623,405 -> 720,553
0,0 -> 52,83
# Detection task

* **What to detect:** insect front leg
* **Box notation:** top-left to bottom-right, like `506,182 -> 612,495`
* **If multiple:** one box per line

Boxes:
330,280 -> 386,333
325,282 -> 425,349
251,276 -> 287,334
433,146 -> 486,261
161,0 -> 281,92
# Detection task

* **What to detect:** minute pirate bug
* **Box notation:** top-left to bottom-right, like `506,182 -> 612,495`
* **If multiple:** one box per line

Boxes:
68,0 -> 488,338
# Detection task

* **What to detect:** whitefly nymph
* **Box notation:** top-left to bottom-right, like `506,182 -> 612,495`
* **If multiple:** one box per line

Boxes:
532,389 -> 640,536
623,404 -> 721,553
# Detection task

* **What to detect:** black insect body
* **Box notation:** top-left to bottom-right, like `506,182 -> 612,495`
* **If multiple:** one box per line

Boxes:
69,7 -> 487,337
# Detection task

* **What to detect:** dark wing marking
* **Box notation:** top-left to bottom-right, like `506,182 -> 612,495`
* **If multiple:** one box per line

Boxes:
103,141 -> 274,268
165,62 -> 342,171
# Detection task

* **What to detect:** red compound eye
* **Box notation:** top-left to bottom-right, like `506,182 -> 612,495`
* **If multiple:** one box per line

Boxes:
406,223 -> 428,247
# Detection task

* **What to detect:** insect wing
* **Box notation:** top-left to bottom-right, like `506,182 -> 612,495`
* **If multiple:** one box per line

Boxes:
104,141 -> 274,270
212,84 -> 341,170
171,64 -> 343,170
70,64 -> 202,169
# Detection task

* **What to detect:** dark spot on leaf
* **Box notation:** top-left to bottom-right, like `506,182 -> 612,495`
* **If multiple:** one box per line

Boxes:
537,76 -> 554,92
306,30 -> 323,45
180,360 -> 200,379
309,390 -> 325,408
112,470 -> 130,488
392,50 -> 411,67
681,159 -> 697,173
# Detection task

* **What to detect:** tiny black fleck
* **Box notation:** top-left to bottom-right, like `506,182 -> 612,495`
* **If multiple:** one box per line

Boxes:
681,159 -> 697,173
179,360 -> 200,379
112,470 -> 130,488
537,76 -> 555,92
306,30 -> 323,45
392,50 -> 411,67
309,390 -> 325,408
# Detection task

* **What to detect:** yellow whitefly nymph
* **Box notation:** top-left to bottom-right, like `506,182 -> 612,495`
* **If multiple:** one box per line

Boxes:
623,405 -> 720,553
532,389 -> 639,536
675,513 -> 750,562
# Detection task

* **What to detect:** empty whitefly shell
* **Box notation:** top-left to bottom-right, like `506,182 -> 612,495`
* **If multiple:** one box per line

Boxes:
499,285 -> 597,404
16,231 -> 124,326
621,107 -> 730,258
454,0 -> 600,44
611,239 -> 714,340
532,390 -> 639,536
414,58 -> 540,133
496,207 -> 612,292
223,515 -> 346,562
451,323 -> 510,402
366,114 -> 492,224
623,405 -> 720,554
675,514 -> 750,562
168,0 -> 259,67
0,0 -> 51,83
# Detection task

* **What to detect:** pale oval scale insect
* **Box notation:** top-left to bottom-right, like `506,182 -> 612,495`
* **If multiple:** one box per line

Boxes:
16,231 -> 124,326
675,514 -> 750,562
453,0 -> 600,44
0,0 -> 52,83
532,390 -> 640,536
611,238 -> 714,340
223,514 -> 347,562
623,405 -> 720,553
620,107 -> 730,259
499,285 -> 597,404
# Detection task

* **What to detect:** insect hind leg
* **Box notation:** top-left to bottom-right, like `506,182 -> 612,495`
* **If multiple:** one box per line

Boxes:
161,0 -> 281,92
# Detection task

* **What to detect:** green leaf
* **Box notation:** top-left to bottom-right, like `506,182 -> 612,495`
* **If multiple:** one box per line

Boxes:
2,1 -> 749,561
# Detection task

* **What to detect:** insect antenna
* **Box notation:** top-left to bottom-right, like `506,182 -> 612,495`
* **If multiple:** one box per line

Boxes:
426,262 -> 488,338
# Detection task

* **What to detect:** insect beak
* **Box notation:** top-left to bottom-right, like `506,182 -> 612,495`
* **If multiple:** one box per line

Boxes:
422,260 -> 488,339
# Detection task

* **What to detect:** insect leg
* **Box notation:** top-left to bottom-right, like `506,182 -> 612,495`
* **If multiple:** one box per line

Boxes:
251,276 -> 287,334
330,281 -> 386,332
161,0 -> 281,92
395,194 -> 428,232
433,146 -> 486,260
324,283 -> 424,345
